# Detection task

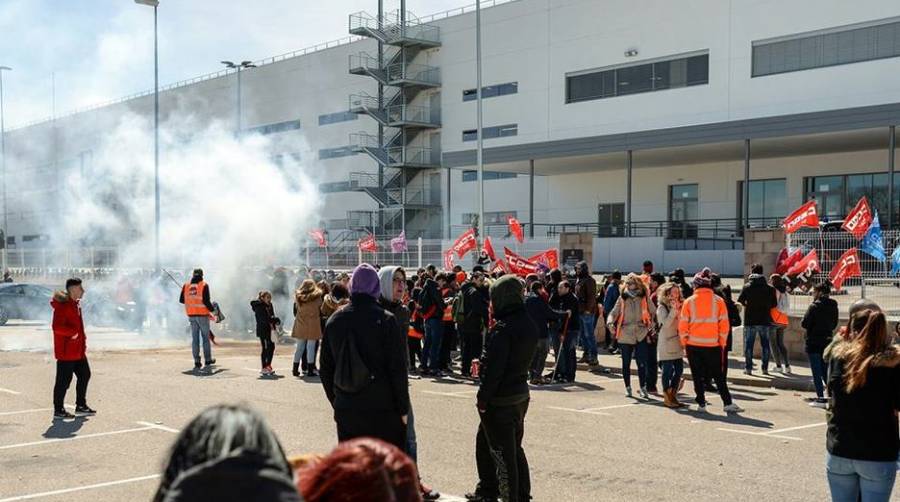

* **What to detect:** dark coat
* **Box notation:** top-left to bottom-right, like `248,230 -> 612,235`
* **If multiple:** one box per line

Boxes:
801,297 -> 839,353
477,303 -> 539,408
525,293 -> 567,339
159,453 -> 301,502
417,278 -> 443,320
458,282 -> 489,333
320,294 -> 410,416
575,274 -> 598,315
550,291 -> 580,332
737,274 -> 776,326
250,300 -> 279,339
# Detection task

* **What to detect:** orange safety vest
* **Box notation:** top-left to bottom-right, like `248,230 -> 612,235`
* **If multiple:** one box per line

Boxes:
183,281 -> 210,317
615,296 -> 652,339
677,288 -> 728,348
771,292 -> 788,326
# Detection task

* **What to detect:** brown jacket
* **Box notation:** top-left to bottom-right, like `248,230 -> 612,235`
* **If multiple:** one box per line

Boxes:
575,274 -> 598,315
291,289 -> 324,340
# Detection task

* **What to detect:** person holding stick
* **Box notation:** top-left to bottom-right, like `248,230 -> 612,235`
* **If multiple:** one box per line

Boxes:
179,268 -> 216,371
550,280 -> 578,383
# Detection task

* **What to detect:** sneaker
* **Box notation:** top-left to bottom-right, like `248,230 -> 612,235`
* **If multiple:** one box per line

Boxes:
53,409 -> 76,419
205,358 -> 216,366
464,492 -> 498,502
784,366 -> 792,375
743,369 -> 752,375
762,369 -> 770,376
75,405 -> 96,415
696,404 -> 708,413
809,399 -> 827,409
625,386 -> 633,397
724,403 -> 744,413
194,362 -> 202,370
774,365 -> 783,374
639,387 -> 649,399
420,481 -> 440,501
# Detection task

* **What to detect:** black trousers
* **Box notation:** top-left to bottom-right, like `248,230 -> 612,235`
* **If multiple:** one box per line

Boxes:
460,329 -> 483,375
334,409 -> 406,451
258,336 -> 275,368
646,339 -> 659,391
475,400 -> 531,502
53,359 -> 90,411
686,346 -> 732,406
408,337 -> 423,369
440,322 -> 457,369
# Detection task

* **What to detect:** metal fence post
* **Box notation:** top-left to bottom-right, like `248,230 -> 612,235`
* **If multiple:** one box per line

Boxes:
417,237 -> 423,269
861,278 -> 867,300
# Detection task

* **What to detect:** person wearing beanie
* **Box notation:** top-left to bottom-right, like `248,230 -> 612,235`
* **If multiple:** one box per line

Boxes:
466,275 -> 538,502
319,263 -> 410,450
51,277 -> 95,419
679,268 -> 743,414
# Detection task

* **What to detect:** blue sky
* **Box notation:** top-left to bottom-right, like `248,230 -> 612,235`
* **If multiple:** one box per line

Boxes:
0,0 -> 471,127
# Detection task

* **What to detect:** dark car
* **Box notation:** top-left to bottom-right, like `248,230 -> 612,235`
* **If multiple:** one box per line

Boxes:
0,283 -> 53,325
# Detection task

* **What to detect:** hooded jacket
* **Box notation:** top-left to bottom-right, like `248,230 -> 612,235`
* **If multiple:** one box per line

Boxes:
250,300 -> 279,338
51,291 -> 86,361
159,453 -> 302,502
737,274 -> 776,326
292,286 -> 324,341
575,267 -> 598,315
607,285 -> 651,345
801,296 -> 839,353
457,281 -> 489,333
378,266 -> 412,370
655,300 -> 681,361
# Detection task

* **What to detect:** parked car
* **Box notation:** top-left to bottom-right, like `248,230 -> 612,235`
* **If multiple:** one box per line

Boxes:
0,283 -> 53,325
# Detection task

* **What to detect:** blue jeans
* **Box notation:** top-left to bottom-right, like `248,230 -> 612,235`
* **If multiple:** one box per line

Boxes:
422,317 -> 443,370
743,325 -> 771,372
808,351 -> 826,399
579,313 -> 598,359
827,453 -> 897,502
189,315 -> 212,364
620,340 -> 649,389
661,359 -> 684,391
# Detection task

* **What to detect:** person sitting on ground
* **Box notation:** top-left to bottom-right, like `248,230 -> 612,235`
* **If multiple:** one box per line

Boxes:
825,307 -> 900,502
152,404 -> 301,502
296,437 -> 422,502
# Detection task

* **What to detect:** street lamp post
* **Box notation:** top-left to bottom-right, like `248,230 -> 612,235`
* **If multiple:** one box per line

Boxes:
220,61 -> 256,134
0,66 -> 11,272
475,0 -> 485,241
134,0 -> 160,271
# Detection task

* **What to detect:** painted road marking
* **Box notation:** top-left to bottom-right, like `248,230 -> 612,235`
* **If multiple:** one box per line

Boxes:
0,387 -> 22,395
546,406 -> 611,416
421,389 -> 478,398
135,421 -> 181,434
717,422 -> 825,441
0,422 -> 174,451
0,408 -> 52,417
0,474 -> 160,502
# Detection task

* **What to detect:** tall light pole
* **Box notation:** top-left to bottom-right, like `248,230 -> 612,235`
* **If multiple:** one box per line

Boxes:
220,60 -> 256,134
475,0 -> 485,240
0,66 -> 11,272
135,0 -> 160,271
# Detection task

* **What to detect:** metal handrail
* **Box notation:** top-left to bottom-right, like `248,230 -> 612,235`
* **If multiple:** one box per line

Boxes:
349,131 -> 381,149
386,62 -> 441,85
387,104 -> 437,125
348,172 -> 379,188
348,93 -> 380,110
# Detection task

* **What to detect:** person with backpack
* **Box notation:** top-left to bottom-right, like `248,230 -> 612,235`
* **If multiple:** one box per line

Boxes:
319,263 -> 410,450
457,271 -> 489,378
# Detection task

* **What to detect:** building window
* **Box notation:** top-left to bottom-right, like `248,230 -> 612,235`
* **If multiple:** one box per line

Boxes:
462,211 -> 517,225
462,124 -> 518,142
597,203 -> 625,237
804,172 -> 900,224
318,146 -> 357,160
566,52 -> 709,103
668,184 -> 699,239
738,179 -> 787,226
318,111 -> 358,126
753,18 -> 900,77
271,152 -> 302,167
245,119 -> 302,135
462,82 -> 518,102
461,170 -> 517,182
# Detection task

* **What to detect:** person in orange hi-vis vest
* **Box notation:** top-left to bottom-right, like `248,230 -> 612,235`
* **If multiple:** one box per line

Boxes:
179,268 -> 216,370
678,268 -> 744,414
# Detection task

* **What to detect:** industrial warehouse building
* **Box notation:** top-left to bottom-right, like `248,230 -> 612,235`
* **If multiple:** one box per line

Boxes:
4,0 -> 900,274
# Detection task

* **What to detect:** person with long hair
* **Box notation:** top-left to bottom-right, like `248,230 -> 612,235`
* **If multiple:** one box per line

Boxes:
250,291 -> 280,376
152,404 -> 300,502
292,279 -> 324,377
825,308 -> 900,501
769,273 -> 792,374
656,282 -> 685,408
607,273 -> 653,398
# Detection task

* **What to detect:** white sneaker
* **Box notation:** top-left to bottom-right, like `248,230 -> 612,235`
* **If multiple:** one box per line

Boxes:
809,400 -> 827,409
625,386 -> 633,397
697,404 -> 708,413
775,365 -> 783,374
724,404 -> 744,413
784,366 -> 792,375
639,387 -> 649,399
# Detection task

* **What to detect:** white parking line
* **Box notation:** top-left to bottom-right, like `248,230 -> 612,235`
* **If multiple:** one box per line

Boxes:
421,389 -> 478,398
135,421 -> 181,434
547,406 -> 611,416
0,408 -> 52,417
717,422 -> 825,441
0,387 -> 22,395
0,474 -> 160,502
0,425 -> 155,451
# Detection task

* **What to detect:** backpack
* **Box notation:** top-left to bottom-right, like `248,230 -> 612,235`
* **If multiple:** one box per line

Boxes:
334,326 -> 374,394
452,289 -> 467,324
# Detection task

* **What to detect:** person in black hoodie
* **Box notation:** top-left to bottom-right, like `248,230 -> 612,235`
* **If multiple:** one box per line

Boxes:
466,275 -> 538,502
319,263 -> 410,450
250,291 -> 281,376
525,282 -> 568,384
459,272 -> 489,377
737,263 -> 777,375
802,281 -> 838,408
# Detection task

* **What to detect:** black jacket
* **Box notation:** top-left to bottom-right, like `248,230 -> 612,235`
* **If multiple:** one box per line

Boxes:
524,293 -> 566,339
159,453 -> 301,502
477,303 -> 539,407
250,300 -> 279,338
801,297 -> 839,353
737,274 -> 776,326
458,282 -> 488,333
320,294 -> 410,416
417,278 -> 443,319
550,291 -> 580,332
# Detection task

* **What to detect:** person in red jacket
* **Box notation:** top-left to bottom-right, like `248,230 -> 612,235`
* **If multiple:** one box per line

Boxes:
51,278 -> 95,419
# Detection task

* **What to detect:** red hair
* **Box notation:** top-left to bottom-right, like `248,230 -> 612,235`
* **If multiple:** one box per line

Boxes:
296,437 -> 422,502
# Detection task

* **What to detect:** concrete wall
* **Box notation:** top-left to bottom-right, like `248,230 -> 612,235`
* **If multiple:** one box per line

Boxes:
744,228 -> 786,277
591,236 -> 743,275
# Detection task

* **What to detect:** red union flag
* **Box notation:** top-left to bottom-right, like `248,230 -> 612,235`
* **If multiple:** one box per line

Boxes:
829,248 -> 861,291
452,228 -> 477,259
490,259 -> 507,275
443,249 -> 455,270
786,249 -> 820,277
842,197 -> 873,239
508,217 -> 524,243
308,229 -> 327,248
528,249 -> 559,270
358,234 -> 378,253
782,200 -> 819,234
483,236 -> 497,262
504,247 -> 538,276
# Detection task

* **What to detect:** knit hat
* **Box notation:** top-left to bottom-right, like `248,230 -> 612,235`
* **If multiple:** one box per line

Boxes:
489,274 -> 524,314
349,263 -> 381,299
692,267 -> 713,289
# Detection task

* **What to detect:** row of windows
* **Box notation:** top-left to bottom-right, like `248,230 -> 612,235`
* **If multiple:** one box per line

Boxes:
566,54 -> 709,104
245,119 -> 302,136
753,19 -> 900,77
462,211 -> 517,225
461,170 -> 518,182
462,124 -> 518,142
318,111 -> 358,126
318,146 -> 357,160
462,82 -> 518,102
